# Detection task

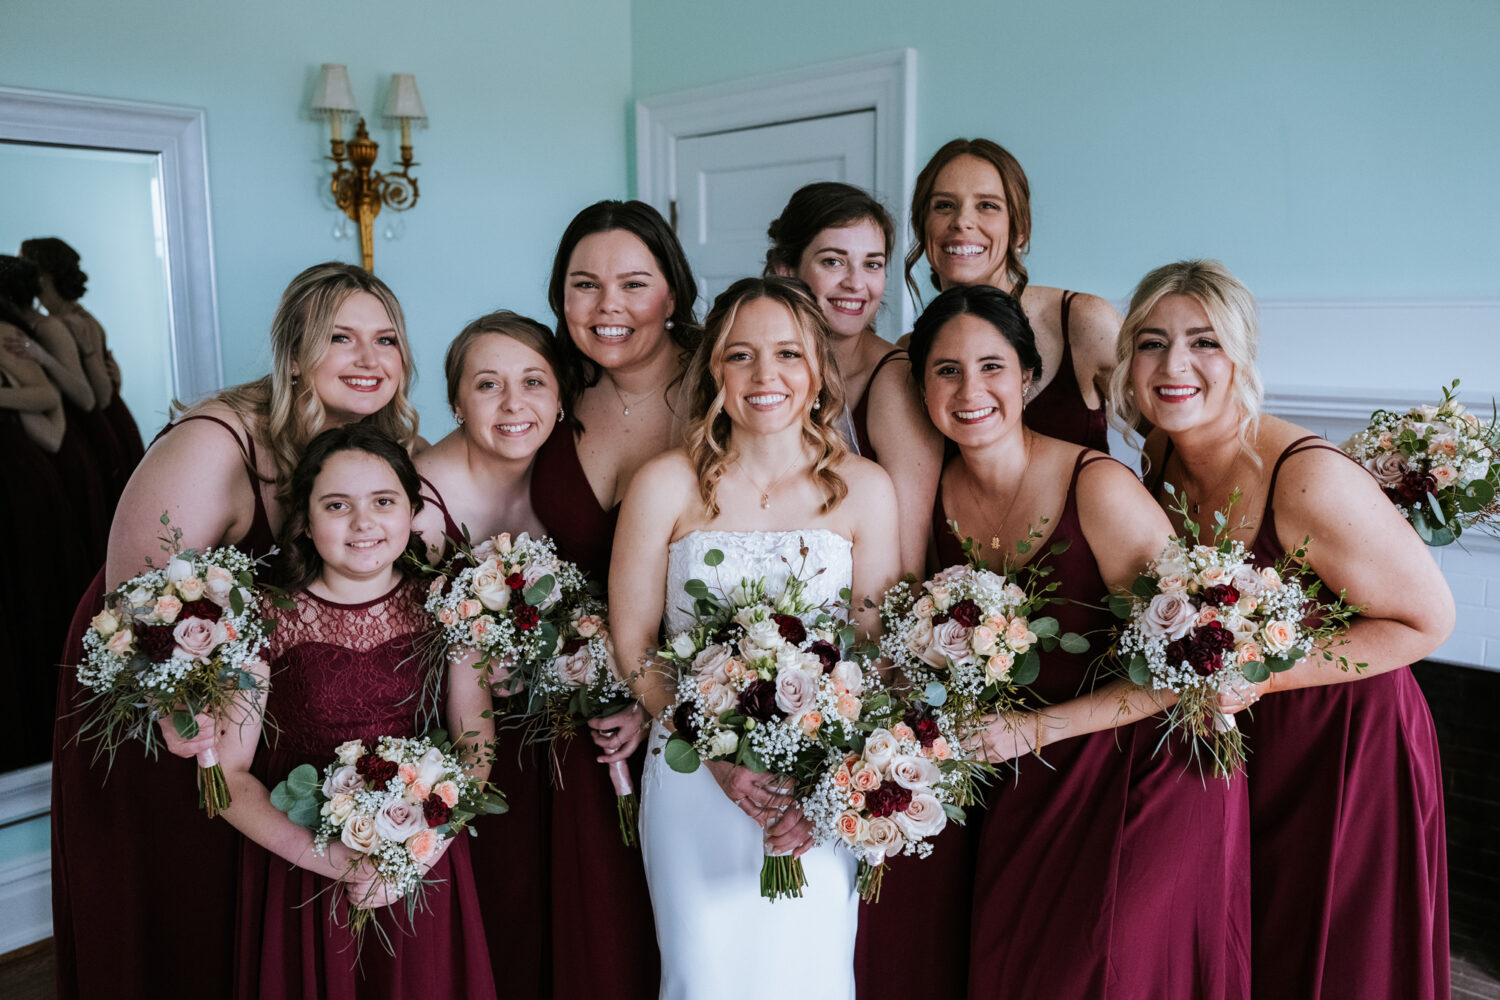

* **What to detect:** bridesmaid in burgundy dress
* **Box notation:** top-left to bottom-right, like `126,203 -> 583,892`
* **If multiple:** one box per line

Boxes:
50,262 -> 420,1000
526,200 -> 700,997
904,138 -> 1119,453
764,182 -> 942,578
915,285 -> 1251,999
166,426 -> 496,999
1119,259 -> 1452,999
413,311 -> 568,998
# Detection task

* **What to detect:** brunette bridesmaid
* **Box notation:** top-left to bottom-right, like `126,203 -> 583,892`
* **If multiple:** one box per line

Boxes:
413,311 -> 567,998
50,262 -> 419,1000
906,138 -> 1120,451
1116,259 -> 1451,999
528,199 -> 702,997
917,285 -> 1250,999
764,181 -> 942,577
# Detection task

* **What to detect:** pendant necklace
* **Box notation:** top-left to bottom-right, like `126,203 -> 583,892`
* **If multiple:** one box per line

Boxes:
735,453 -> 805,510
1180,453 -> 1238,518
962,434 -> 1033,553
607,373 -> 667,416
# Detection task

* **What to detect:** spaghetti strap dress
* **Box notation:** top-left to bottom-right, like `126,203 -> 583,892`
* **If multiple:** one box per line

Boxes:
235,578 -> 497,1000
1239,436 -> 1449,999
418,474 -> 553,998
847,348 -> 910,461
0,399 -> 87,771
529,428 -> 658,998
50,413 -> 275,1000
1023,291 -> 1110,453
966,452 -> 1251,999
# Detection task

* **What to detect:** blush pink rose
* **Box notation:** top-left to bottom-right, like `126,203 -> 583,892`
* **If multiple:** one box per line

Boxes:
888,754 -> 942,791
1141,593 -> 1198,641
457,599 -> 482,619
172,617 -> 219,661
799,711 -> 823,737
774,668 -> 817,718
830,660 -> 864,697
323,764 -> 365,798
1365,452 -> 1408,487
554,648 -> 593,687
851,763 -> 882,792
893,792 -> 947,839
921,619 -> 973,668
374,797 -> 427,842
340,814 -> 381,853
865,816 -> 904,857
1004,617 -> 1037,652
836,692 -> 861,720
693,644 -> 735,683
105,628 -> 135,656
204,565 -> 235,608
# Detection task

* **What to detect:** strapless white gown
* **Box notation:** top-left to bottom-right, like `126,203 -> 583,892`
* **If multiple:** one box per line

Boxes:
642,529 -> 858,1000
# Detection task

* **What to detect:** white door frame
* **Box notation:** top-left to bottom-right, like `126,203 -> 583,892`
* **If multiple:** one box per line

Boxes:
635,49 -> 919,332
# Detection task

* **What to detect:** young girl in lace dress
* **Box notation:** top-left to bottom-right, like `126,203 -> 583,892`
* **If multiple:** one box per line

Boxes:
168,424 -> 497,999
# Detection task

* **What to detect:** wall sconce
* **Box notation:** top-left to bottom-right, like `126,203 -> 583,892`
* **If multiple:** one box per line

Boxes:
309,63 -> 426,272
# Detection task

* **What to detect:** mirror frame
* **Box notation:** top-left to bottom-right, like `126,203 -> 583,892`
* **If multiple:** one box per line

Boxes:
0,85 -> 222,402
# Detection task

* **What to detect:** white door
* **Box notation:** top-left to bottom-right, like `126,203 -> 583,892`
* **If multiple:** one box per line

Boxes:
674,110 -> 891,328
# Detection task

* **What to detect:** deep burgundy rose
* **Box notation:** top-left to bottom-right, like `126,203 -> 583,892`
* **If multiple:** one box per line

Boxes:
673,701 -> 700,743
1196,621 -> 1235,653
1201,585 -> 1240,608
1187,644 -> 1222,677
514,603 -> 540,631
949,599 -> 981,628
506,571 -> 525,591
1165,638 -> 1191,667
136,623 -> 178,663
772,614 -> 807,645
914,718 -> 941,748
560,637 -> 584,655
423,792 -> 452,827
711,625 -> 735,646
1389,470 -> 1438,508
355,754 -> 399,791
866,779 -> 914,818
737,678 -> 780,722
181,598 -> 223,623
932,612 -> 950,626
807,640 -> 840,673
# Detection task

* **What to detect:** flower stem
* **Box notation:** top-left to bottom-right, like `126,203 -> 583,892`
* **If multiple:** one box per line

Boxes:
197,763 -> 231,818
760,853 -> 806,901
617,792 -> 639,848
857,860 -> 885,903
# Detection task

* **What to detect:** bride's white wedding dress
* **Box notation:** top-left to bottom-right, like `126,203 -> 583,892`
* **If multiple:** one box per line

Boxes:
641,529 -> 858,1000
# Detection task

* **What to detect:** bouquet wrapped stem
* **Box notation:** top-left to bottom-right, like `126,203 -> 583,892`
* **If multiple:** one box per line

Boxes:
195,747 -> 231,818
607,759 -> 639,847
855,859 -> 884,903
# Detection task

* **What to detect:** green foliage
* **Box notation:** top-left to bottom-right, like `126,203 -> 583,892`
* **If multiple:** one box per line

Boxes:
1127,652 -> 1151,686
703,548 -> 725,567
1058,632 -> 1090,655
522,574 -> 555,607
663,735 -> 701,773
1011,648 -> 1040,686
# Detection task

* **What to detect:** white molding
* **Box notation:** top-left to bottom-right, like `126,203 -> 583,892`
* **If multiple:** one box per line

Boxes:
0,851 -> 50,954
0,763 -> 49,826
0,85 -> 222,403
636,49 -> 918,331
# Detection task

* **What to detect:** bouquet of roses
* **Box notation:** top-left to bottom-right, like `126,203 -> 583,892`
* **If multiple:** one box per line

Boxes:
879,533 -> 1087,765
1340,380 -> 1499,545
800,698 -> 969,901
522,600 -> 641,846
658,542 -> 884,900
77,513 -> 278,816
270,730 -> 507,945
1107,488 -> 1361,777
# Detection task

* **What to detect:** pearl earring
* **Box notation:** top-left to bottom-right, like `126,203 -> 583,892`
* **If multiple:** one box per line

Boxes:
455,413 -> 465,425
557,409 -> 565,423
665,318 -> 675,330
812,395 -> 822,412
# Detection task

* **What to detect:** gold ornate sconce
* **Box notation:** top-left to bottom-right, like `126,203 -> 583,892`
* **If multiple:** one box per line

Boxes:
310,64 -> 427,272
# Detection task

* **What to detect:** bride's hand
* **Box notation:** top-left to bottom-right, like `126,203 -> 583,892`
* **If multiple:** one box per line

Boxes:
704,760 -> 796,828
589,702 -> 647,762
764,804 -> 817,859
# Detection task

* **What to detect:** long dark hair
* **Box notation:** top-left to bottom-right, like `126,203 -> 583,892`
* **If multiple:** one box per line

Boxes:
19,237 -> 88,301
275,424 -> 425,591
907,284 -> 1043,400
546,200 -> 701,429
763,181 -> 895,276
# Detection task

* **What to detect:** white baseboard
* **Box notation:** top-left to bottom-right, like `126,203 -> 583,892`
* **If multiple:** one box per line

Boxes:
0,764 -> 51,954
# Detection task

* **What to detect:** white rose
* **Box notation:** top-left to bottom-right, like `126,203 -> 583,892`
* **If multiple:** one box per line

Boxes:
335,740 -> 365,766
740,619 -> 784,660
863,729 -> 898,771
927,584 -> 952,611
1230,564 -> 1266,596
692,644 -> 735,683
373,796 -> 428,842
125,584 -> 155,609
175,576 -> 206,601
669,632 -> 698,659
522,564 -> 563,610
888,754 -> 942,791
166,556 -> 195,586
322,764 -> 364,798
706,730 -> 739,757
340,813 -> 382,853
414,747 -> 447,788
892,792 -> 948,839
322,792 -> 356,824
830,660 -> 864,697
774,667 -> 817,719
865,816 -> 905,858
470,560 -> 512,612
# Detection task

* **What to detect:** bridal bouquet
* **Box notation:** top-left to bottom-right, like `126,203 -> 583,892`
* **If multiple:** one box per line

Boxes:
658,542 -> 880,900
879,543 -> 1087,758
523,603 -> 641,846
270,730 -> 507,946
1339,380 -> 1499,545
1108,489 -> 1361,777
77,513 -> 278,816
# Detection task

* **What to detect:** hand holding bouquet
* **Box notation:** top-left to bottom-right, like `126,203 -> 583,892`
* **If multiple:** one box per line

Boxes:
77,513 -> 278,816
1108,489 -> 1361,777
270,730 -> 507,947
1340,380 -> 1499,545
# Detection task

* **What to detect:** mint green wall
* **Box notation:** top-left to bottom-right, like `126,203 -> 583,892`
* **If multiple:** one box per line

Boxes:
4,0 -> 634,433
630,0 -> 1500,301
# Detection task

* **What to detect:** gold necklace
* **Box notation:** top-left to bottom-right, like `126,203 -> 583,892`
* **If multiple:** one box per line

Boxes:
735,453 -> 806,510
960,434 -> 1033,554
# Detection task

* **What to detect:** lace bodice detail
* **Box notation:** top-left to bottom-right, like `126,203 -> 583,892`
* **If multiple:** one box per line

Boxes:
663,529 -> 853,634
258,576 -> 435,759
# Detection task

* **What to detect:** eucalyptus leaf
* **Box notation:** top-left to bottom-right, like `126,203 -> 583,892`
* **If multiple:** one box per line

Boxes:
663,736 -> 701,774
228,587 -> 244,617
1241,659 -> 1271,684
704,549 -> 725,567
1058,632 -> 1089,654
1028,616 -> 1059,638
1107,593 -> 1135,620
922,681 -> 948,706
1131,575 -> 1159,599
1012,648 -> 1040,685
523,574 -> 555,607
1265,654 -> 1297,673
287,799 -> 321,829
287,763 -> 321,797
942,802 -> 967,824
1127,652 -> 1151,686
684,579 -> 710,600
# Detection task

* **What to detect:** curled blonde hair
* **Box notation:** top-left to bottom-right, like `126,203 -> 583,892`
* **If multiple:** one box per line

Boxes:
179,262 -> 419,502
685,277 -> 848,518
1108,258 -> 1264,464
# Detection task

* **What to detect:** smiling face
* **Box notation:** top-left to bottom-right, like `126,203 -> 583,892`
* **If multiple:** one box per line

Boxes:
453,333 -> 561,461
562,229 -> 676,374
715,296 -> 817,437
785,219 -> 888,340
308,291 -> 404,424
922,154 -> 1014,291
307,448 -> 413,589
921,312 -> 1032,448
1129,293 -> 1238,435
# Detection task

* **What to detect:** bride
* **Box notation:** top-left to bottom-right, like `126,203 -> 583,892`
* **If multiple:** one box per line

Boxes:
611,277 -> 901,998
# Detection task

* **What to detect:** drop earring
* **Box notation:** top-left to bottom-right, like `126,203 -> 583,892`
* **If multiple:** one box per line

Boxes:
812,394 -> 822,412
455,413 -> 465,425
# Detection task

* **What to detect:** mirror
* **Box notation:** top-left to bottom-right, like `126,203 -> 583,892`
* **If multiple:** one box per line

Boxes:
0,87 -> 221,798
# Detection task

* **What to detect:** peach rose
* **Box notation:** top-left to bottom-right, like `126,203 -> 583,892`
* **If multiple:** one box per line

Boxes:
833,766 -> 852,790
1432,464 -> 1458,488
470,561 -> 512,612
1196,607 -> 1220,627
800,711 -> 823,737
912,596 -> 935,619
175,576 -> 206,602
836,811 -> 867,842
105,628 -> 135,656
575,614 -> 604,639
848,790 -> 866,810
836,692 -> 861,720
410,781 -> 432,802
851,763 -> 882,792
91,609 -> 120,637
970,624 -> 1000,656
985,651 -> 1015,682
152,594 -> 183,625
211,620 -> 238,646
1259,567 -> 1283,590
172,617 -> 218,661
429,577 -> 446,596
891,722 -> 916,743
1197,565 -> 1230,588
927,585 -> 952,611
434,781 -> 460,808
1004,616 -> 1038,652
929,737 -> 953,761
340,814 -> 381,853
1235,642 -> 1264,666
406,827 -> 441,864
1261,620 -> 1297,655
397,763 -> 420,785
457,599 -> 482,619
698,680 -> 737,716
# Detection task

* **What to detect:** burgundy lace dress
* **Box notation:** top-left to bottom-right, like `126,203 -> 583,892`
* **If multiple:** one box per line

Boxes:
531,428 -> 658,999
52,413 -> 267,1000
236,577 -> 496,1000
1022,291 -> 1110,453
964,453 -> 1250,999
